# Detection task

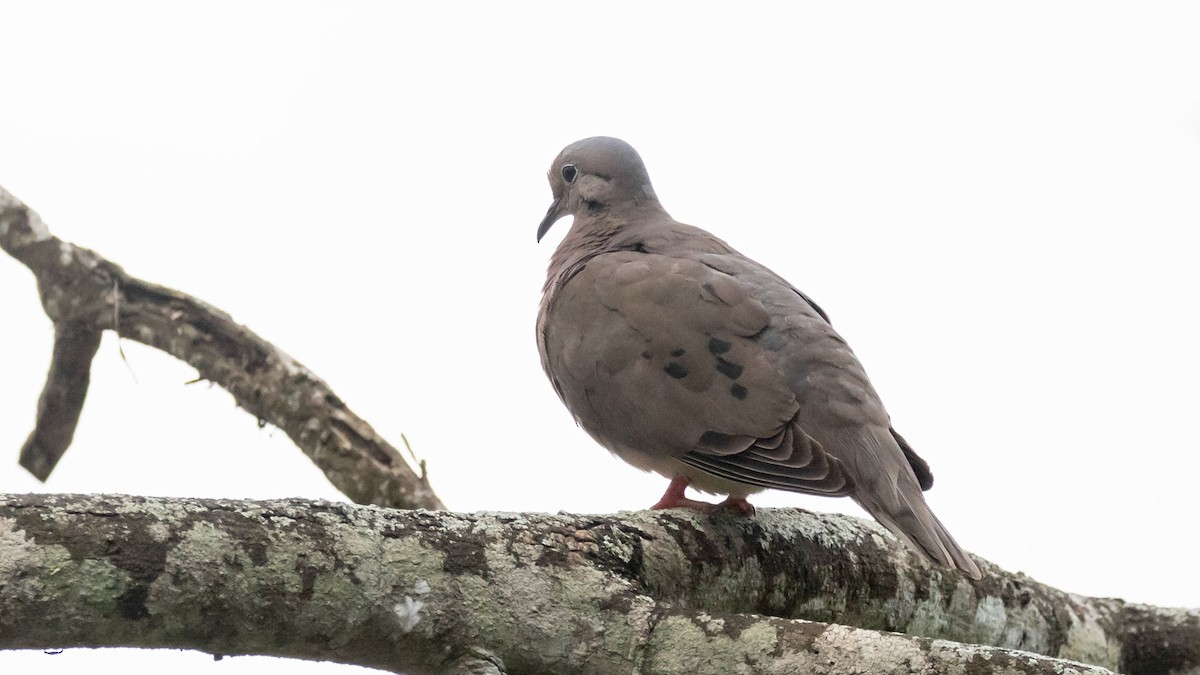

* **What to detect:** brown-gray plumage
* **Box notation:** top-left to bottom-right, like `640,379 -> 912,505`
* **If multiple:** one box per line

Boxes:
536,137 -> 981,579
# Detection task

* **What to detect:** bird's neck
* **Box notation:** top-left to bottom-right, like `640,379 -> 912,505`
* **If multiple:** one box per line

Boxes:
544,202 -> 672,290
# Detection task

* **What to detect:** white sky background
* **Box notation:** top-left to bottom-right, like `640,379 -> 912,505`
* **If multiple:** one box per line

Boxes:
2,2 -> 1198,672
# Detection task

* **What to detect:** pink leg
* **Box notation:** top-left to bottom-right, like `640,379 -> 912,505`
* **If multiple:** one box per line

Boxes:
649,477 -> 756,516
649,476 -> 717,512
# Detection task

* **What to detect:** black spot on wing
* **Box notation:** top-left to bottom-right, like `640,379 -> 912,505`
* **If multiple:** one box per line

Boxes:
697,430 -> 747,453
730,383 -> 748,400
665,362 -> 689,379
715,358 -> 743,380
670,348 -> 685,357
708,337 -> 732,354
641,350 -> 652,360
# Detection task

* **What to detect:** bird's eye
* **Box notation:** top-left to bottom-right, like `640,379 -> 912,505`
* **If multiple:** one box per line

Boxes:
561,164 -> 577,183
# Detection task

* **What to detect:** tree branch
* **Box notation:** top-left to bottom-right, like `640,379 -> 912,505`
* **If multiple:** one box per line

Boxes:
17,321 -> 103,479
0,185 -> 443,510
2,494 -> 1194,673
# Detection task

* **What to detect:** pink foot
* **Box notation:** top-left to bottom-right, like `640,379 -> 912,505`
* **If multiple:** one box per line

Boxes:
649,476 -> 716,512
649,477 -> 756,516
716,496 -> 756,516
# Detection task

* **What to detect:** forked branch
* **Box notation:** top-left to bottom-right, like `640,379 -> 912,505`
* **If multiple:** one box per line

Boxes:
0,185 -> 443,510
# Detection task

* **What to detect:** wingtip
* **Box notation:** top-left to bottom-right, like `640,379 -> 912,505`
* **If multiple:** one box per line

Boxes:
958,557 -> 984,580
954,550 -> 984,580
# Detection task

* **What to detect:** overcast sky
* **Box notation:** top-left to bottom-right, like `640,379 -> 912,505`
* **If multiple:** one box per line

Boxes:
2,2 -> 1199,673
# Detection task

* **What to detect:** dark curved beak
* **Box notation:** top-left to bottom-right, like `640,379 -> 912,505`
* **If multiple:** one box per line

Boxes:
537,198 -> 563,243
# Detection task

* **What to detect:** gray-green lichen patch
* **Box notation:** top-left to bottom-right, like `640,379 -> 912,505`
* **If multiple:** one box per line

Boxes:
903,575 -> 990,644
1058,602 -> 1120,670
757,508 -> 879,554
642,612 -> 772,673
971,595 -> 1009,645
149,520 -> 272,635
938,639 -> 1112,675
0,517 -> 81,605
373,510 -> 663,673
0,515 -> 138,643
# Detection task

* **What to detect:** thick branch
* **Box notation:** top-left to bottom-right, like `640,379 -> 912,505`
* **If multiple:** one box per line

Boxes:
0,185 -> 443,510
2,494 -> 1194,674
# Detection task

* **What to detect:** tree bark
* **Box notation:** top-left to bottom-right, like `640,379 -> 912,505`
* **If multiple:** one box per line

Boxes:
0,185 -> 443,510
2,494 -> 1195,674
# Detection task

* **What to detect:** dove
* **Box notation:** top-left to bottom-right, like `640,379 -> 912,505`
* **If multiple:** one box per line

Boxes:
536,136 -> 981,579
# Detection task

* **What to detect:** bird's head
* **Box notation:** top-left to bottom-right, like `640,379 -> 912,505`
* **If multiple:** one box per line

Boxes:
537,136 -> 661,242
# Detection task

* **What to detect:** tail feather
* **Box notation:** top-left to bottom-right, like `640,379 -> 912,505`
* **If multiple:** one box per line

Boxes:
853,479 -> 982,579
840,429 -> 982,580
931,512 -> 981,578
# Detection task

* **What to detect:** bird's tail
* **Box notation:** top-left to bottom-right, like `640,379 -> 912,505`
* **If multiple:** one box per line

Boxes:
844,432 -> 982,579
855,489 -> 982,579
